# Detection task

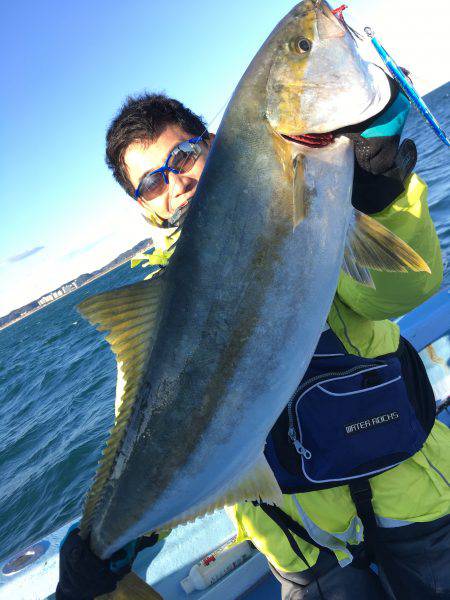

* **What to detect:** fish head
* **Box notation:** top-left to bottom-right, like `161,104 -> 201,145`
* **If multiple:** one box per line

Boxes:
266,0 -> 391,143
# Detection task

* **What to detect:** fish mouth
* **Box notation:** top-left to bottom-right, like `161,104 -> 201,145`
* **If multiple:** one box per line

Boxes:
281,132 -> 335,148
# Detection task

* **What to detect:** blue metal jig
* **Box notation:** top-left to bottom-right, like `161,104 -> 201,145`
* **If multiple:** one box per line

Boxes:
365,27 -> 450,147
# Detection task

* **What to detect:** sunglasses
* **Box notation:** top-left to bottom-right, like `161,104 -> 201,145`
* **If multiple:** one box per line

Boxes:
134,136 -> 205,202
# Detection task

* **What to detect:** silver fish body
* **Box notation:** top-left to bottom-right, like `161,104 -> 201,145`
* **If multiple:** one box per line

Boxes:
92,140 -> 354,556
79,1 -> 424,559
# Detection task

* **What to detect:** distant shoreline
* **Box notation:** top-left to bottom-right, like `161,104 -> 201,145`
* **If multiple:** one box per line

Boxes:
0,260 -> 129,332
0,240 -> 153,332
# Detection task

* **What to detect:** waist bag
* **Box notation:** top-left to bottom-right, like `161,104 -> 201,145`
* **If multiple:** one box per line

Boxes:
265,328 -> 436,494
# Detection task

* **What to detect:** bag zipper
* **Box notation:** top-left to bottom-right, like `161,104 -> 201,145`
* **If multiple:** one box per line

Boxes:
287,364 -> 380,459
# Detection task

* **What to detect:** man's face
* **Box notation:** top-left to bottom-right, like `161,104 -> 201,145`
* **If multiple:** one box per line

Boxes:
124,124 -> 211,222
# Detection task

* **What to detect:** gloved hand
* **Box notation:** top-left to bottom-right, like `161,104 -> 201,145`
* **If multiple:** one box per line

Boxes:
343,75 -> 416,214
344,76 -> 410,175
55,525 -> 159,600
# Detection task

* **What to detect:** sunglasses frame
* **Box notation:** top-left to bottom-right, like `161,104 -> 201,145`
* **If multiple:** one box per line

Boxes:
133,136 -> 204,201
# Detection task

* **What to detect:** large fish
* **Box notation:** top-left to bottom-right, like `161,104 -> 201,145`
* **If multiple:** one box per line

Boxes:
78,0 -> 429,569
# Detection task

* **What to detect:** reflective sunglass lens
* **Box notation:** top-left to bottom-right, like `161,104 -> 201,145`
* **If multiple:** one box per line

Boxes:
139,172 -> 165,200
178,140 -> 197,152
135,139 -> 203,201
169,143 -> 201,173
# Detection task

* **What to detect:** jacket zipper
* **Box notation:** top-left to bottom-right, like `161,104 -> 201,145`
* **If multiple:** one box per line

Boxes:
287,364 -> 379,459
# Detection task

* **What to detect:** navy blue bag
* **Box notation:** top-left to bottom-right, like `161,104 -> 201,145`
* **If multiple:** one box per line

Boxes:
265,328 -> 436,494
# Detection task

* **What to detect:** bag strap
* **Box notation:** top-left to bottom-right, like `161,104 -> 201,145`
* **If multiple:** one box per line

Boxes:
348,478 -> 377,562
255,502 -> 334,560
257,481 -> 380,564
256,502 -> 330,600
349,479 -> 413,598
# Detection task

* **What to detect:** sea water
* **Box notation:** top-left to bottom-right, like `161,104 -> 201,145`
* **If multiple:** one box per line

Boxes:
0,82 -> 449,562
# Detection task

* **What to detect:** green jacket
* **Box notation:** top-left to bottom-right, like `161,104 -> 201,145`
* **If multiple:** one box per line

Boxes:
132,174 -> 448,571
227,174 -> 448,572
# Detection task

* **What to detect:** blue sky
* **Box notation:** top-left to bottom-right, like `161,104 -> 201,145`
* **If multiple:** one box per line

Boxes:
1,0 -> 449,317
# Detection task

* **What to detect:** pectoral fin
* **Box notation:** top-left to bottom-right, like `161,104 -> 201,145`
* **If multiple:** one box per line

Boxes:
270,127 -> 309,230
293,156 -> 309,229
343,208 -> 430,286
342,252 -> 375,288
77,275 -> 167,536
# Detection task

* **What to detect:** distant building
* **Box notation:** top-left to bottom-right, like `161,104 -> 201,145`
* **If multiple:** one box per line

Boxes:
37,282 -> 77,306
38,294 -> 54,305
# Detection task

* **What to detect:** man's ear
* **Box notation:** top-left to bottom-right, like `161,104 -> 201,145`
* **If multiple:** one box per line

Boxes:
207,132 -> 216,143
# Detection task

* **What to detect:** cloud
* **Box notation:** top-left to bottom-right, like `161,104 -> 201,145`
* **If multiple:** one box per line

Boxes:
0,210 -> 152,317
62,234 -> 114,260
8,246 -> 45,262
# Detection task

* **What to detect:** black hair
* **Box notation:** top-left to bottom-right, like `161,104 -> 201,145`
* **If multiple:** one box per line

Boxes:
105,93 -> 208,197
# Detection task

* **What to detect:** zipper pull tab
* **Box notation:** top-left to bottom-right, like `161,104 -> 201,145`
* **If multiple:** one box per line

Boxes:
294,441 -> 312,460
288,428 -> 312,460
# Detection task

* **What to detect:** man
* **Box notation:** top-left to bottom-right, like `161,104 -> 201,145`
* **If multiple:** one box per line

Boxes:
57,89 -> 450,599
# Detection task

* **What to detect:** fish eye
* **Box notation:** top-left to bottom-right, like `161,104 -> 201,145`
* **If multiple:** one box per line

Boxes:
294,37 -> 312,54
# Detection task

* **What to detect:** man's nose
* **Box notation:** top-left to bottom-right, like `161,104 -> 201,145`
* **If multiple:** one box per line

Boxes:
167,170 -> 189,198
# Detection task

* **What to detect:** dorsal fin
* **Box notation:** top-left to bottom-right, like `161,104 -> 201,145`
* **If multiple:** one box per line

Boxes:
77,275 -> 167,536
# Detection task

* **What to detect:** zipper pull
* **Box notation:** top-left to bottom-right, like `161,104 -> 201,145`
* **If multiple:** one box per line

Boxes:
288,428 -> 312,460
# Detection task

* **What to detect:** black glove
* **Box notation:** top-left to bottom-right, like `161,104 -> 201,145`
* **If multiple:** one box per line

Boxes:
351,138 -> 417,214
341,76 -> 416,215
344,76 -> 410,174
56,526 -> 158,600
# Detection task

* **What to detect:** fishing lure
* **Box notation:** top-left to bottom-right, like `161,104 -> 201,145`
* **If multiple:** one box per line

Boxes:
331,5 -> 449,147
364,27 -> 450,147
